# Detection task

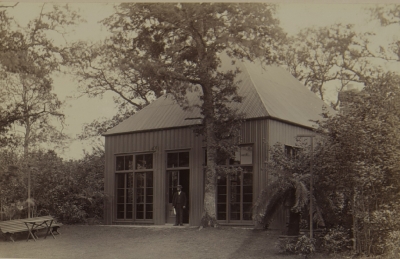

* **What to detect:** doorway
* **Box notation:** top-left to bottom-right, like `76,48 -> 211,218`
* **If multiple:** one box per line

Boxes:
166,169 -> 190,224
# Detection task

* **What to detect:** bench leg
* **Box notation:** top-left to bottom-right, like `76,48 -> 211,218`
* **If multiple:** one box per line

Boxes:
52,226 -> 61,235
5,233 -> 15,242
33,229 -> 39,239
26,230 -> 37,241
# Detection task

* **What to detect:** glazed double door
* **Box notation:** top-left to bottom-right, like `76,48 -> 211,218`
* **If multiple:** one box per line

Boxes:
166,170 -> 190,224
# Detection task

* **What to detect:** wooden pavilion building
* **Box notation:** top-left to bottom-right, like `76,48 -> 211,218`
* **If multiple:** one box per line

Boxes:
102,56 -> 332,227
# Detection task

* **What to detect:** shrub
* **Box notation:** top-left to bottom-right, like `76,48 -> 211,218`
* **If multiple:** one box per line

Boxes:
385,231 -> 400,258
322,226 -> 351,254
276,235 -> 316,259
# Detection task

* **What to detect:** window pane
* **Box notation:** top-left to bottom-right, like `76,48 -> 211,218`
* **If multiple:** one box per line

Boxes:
217,204 -> 226,220
136,211 -> 144,219
217,175 -> 227,203
218,185 -> 227,194
243,204 -> 253,220
136,154 -> 153,169
126,204 -> 133,219
127,173 -> 134,188
230,203 -> 240,220
179,152 -> 189,167
116,174 -> 125,188
116,156 -> 125,171
243,186 -> 252,194
243,175 -> 253,186
136,204 -> 144,212
243,193 -> 252,203
136,173 -> 145,188
231,187 -> 241,202
217,204 -> 227,213
217,194 -> 226,203
146,191 -> 153,203
136,189 -> 144,203
117,189 -> 125,203
127,189 -> 133,203
217,213 -> 226,220
217,176 -> 227,185
146,212 -> 153,219
146,172 -> 153,187
240,146 -> 253,164
117,205 -> 125,219
167,153 -> 178,168
144,154 -> 153,169
125,155 -> 133,170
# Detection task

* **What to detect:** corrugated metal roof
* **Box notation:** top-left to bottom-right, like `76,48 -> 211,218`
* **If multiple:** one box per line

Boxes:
104,55 -> 334,136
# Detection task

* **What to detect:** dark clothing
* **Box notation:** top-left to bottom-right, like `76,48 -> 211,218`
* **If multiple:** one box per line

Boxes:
172,191 -> 187,225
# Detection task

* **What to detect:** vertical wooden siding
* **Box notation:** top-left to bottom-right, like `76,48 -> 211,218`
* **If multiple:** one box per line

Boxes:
104,118 -> 314,229
104,127 -> 204,226
240,119 -> 268,203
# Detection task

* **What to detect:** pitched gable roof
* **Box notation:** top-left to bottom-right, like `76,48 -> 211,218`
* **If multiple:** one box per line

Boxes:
104,56 -> 333,136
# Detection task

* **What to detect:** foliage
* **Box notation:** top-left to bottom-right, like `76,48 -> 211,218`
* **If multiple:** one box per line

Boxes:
312,72 -> 400,256
280,23 -> 384,109
0,151 -> 27,220
367,5 -> 400,75
276,235 -> 316,259
370,5 -> 400,29
31,148 -> 105,223
253,143 -> 324,235
0,4 -> 81,156
0,148 -> 105,223
385,230 -> 400,258
321,226 -> 351,254
67,37 -> 164,139
75,2 -> 285,227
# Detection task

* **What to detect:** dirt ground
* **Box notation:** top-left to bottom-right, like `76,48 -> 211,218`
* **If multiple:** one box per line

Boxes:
0,224 -> 333,259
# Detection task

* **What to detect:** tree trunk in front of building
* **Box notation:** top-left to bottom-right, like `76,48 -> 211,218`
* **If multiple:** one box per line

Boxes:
200,79 -> 219,228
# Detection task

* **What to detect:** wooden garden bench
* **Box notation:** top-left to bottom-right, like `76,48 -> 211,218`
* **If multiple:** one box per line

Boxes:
0,216 -> 63,242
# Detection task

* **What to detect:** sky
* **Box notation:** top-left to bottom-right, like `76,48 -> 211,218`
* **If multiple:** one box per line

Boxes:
0,1 -> 395,159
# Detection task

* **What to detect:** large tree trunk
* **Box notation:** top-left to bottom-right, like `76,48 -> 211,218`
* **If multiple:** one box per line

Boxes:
200,79 -> 219,228
22,82 -> 31,218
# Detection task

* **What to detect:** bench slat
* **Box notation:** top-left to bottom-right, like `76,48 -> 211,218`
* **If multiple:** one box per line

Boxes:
0,216 -> 61,235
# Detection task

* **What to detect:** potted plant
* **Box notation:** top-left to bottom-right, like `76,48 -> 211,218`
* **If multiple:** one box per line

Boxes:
253,171 -> 324,236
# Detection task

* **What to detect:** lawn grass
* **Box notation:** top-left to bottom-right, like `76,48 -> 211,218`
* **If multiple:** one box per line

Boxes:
0,224 -> 344,259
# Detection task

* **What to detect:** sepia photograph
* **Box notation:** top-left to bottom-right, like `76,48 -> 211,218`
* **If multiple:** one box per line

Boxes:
0,1 -> 399,258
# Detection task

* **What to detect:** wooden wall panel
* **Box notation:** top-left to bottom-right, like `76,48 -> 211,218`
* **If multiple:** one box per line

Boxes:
104,119 -> 313,228
104,127 -> 205,226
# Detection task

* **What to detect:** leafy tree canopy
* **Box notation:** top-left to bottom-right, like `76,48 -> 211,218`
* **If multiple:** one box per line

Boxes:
80,2 -> 286,226
0,4 -> 81,155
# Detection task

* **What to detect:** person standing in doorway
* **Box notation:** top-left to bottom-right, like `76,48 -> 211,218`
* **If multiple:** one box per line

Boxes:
172,185 -> 187,226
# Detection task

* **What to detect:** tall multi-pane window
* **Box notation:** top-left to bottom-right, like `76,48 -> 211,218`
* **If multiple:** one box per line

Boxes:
135,172 -> 153,220
115,153 -> 153,221
215,145 -> 254,222
116,172 -> 133,220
